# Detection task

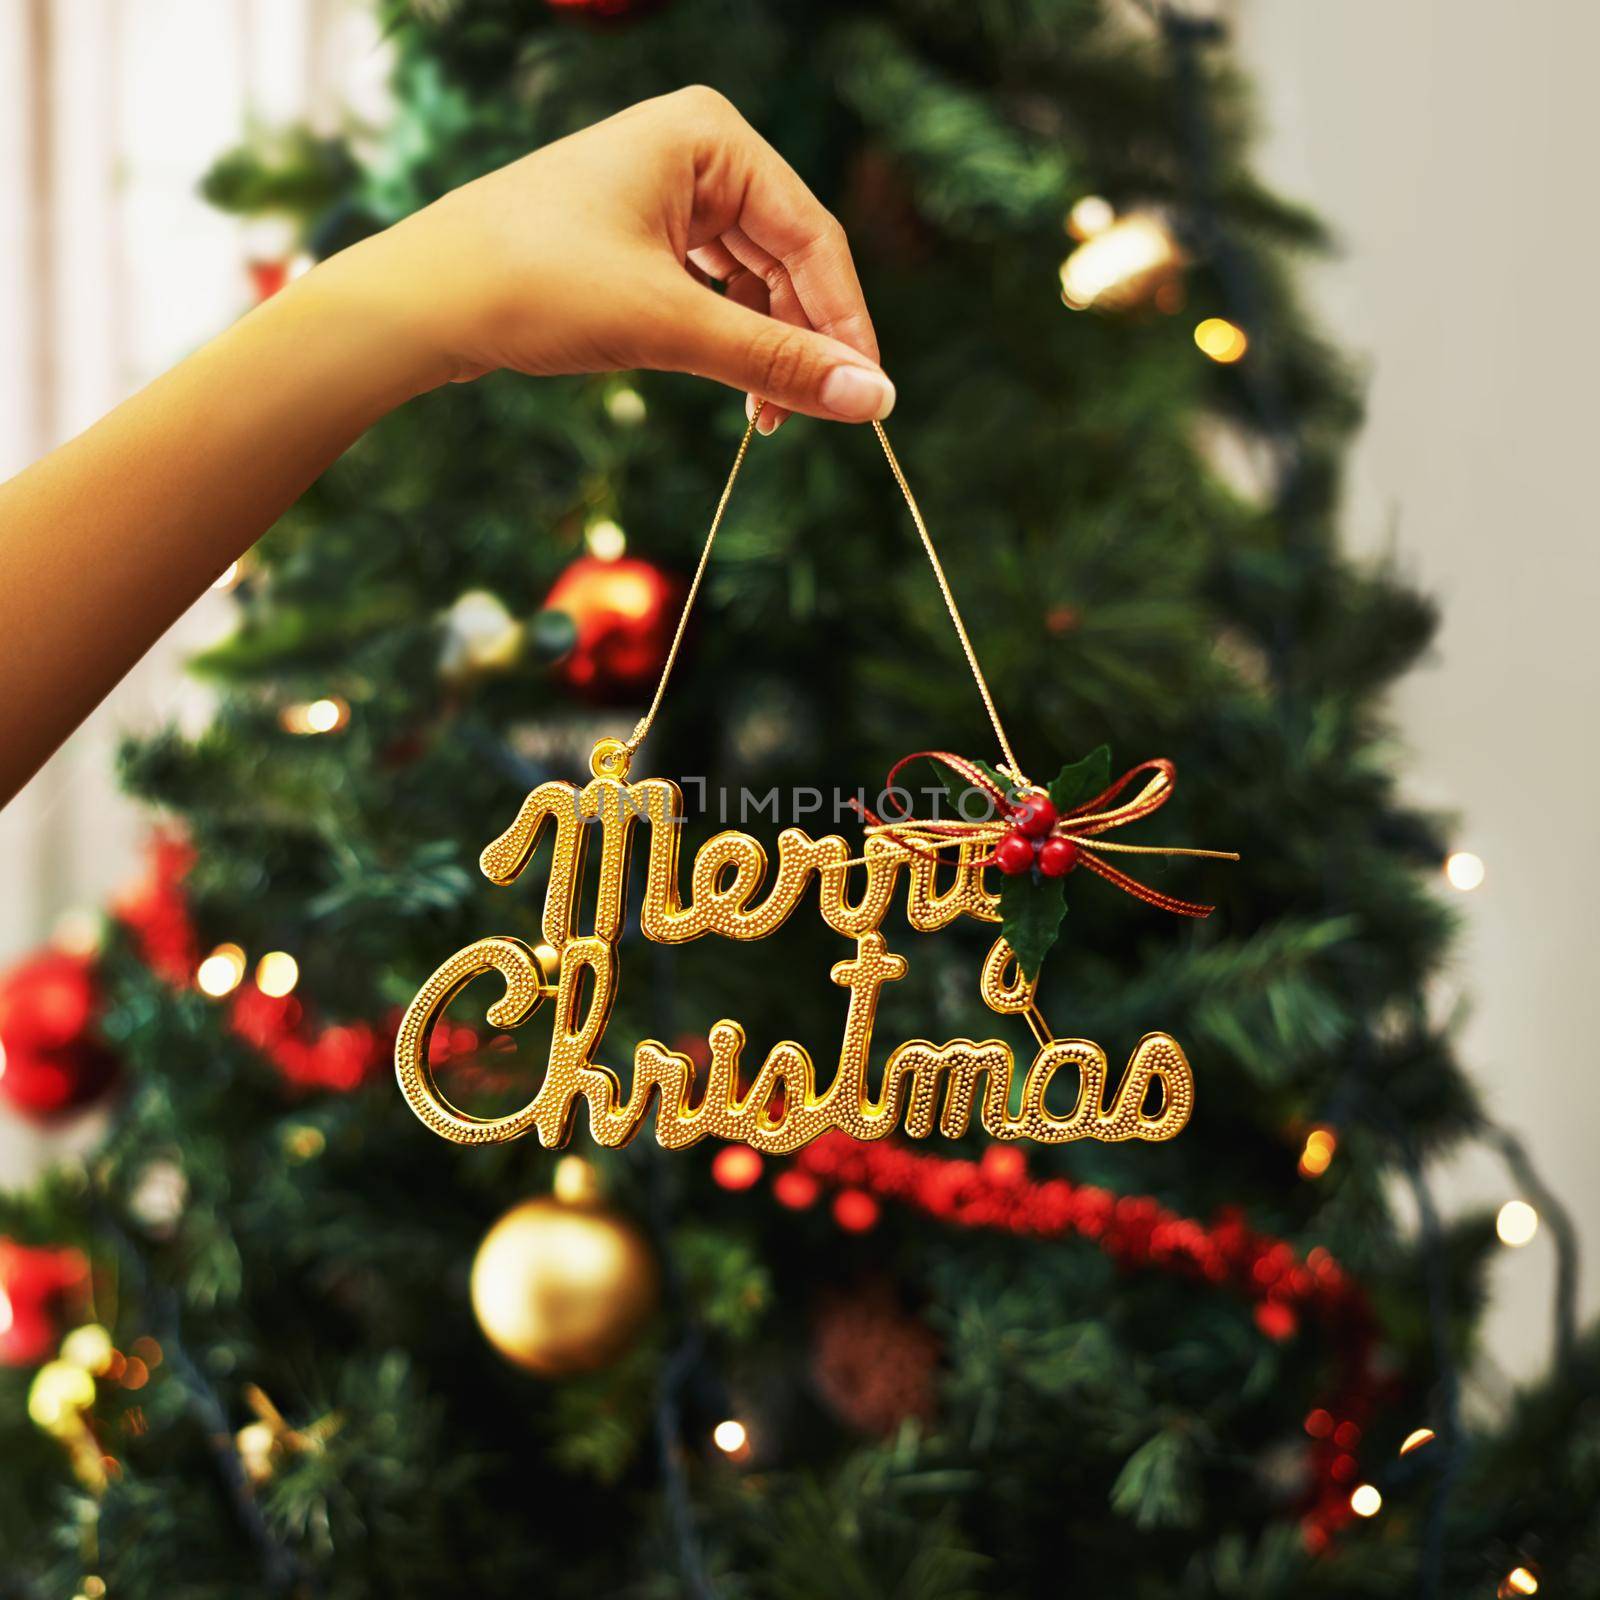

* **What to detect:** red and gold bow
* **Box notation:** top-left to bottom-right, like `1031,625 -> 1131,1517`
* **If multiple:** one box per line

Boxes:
860,751 -> 1238,917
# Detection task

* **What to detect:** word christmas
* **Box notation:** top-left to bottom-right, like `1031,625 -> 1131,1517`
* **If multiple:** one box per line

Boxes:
394,762 -> 1198,1153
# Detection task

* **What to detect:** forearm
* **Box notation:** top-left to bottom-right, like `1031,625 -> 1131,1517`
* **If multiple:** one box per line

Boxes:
0,249 -> 435,805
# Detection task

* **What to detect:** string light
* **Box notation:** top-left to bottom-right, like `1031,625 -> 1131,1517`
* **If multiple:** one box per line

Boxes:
552,1155 -> 600,1204
255,951 -> 300,998
585,519 -> 627,562
197,943 -> 247,998
1298,1126 -> 1338,1178
305,697 -> 347,734
1067,194 -> 1116,239
605,386 -> 647,425
1499,1567 -> 1540,1597
1060,213 -> 1182,310
1444,850 -> 1486,891
60,1325 -> 114,1376
1398,1426 -> 1436,1456
1194,317 -> 1248,363
280,696 -> 350,735
1496,1199 -> 1539,1248
711,1145 -> 763,1191
1348,1483 -> 1382,1518
27,1360 -> 96,1431
711,1418 -> 748,1456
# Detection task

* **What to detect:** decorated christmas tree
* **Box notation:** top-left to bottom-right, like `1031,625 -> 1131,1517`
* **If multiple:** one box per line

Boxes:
2,2 -> 1595,1596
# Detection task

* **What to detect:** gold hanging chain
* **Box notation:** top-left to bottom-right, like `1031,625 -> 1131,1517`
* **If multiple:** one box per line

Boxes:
618,400 -> 1027,787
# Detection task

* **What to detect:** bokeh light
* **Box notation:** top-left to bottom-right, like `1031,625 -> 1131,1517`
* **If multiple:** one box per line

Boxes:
1496,1199 -> 1539,1248
712,1418 -> 748,1455
1067,194 -> 1115,239
1399,1426 -> 1436,1456
255,951 -> 299,998
197,943 -> 247,998
1194,317 -> 1249,363
1349,1483 -> 1382,1518
1444,850 -> 1486,891
585,519 -> 627,562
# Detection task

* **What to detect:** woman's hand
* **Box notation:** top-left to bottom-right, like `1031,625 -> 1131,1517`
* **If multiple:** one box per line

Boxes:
1,88 -> 886,806
331,85 -> 892,435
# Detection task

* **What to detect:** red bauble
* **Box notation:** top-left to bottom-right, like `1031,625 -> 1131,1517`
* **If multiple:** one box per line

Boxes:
0,951 -> 118,1120
993,831 -> 1037,876
1037,836 -> 1080,878
540,555 -> 680,700
0,950 -> 95,1052
1011,792 -> 1058,838
0,1238 -> 90,1366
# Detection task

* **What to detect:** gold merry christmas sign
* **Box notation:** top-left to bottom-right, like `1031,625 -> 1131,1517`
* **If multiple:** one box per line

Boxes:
395,756 -> 1195,1153
394,414 -> 1233,1154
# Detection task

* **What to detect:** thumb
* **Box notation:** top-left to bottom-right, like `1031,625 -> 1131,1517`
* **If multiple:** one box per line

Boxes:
644,275 -> 895,424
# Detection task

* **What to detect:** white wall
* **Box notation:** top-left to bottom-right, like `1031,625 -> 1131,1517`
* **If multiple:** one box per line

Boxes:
1237,1 -> 1600,1382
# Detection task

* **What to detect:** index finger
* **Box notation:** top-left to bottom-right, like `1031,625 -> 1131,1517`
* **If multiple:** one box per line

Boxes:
672,87 -> 881,368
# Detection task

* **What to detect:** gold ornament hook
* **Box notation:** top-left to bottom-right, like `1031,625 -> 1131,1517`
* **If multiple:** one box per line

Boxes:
590,738 -> 633,781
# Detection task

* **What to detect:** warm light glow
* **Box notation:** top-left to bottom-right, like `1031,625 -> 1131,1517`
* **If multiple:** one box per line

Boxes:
1399,1426 -> 1436,1456
1444,850 -> 1486,891
1501,1567 -> 1539,1597
1496,1199 -> 1539,1248
305,697 -> 346,734
27,1360 -> 97,1430
255,951 -> 300,998
197,943 -> 247,998
1195,317 -> 1249,363
712,1418 -> 748,1455
606,386 -> 647,425
1349,1483 -> 1382,1518
586,518 -> 627,562
0,1036 -> 7,1086
1060,214 -> 1179,310
280,696 -> 350,735
712,1145 -> 765,1191
0,1285 -> 12,1336
552,1155 -> 600,1204
211,559 -> 240,591
1067,194 -> 1115,239
1298,1125 -> 1338,1178
60,1324 -> 114,1376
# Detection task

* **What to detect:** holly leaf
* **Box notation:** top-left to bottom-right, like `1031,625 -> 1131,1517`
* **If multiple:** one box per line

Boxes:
1047,745 -> 1112,815
999,873 -> 1067,981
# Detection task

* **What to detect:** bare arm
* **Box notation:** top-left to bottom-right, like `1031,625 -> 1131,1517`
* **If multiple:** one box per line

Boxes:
0,87 -> 893,807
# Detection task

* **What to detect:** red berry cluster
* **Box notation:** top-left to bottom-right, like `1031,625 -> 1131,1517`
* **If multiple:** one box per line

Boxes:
993,792 -> 1079,877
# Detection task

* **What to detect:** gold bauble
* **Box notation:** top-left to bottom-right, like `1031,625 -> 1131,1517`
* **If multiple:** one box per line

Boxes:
470,1196 -> 658,1376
